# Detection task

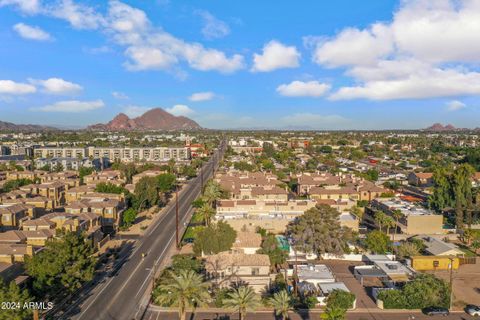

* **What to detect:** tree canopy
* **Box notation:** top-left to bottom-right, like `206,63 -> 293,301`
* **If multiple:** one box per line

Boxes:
193,221 -> 237,256
25,231 -> 96,296
287,204 -> 351,256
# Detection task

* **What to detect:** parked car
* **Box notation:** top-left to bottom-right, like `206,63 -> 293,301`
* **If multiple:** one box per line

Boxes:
466,305 -> 480,316
423,307 -> 450,316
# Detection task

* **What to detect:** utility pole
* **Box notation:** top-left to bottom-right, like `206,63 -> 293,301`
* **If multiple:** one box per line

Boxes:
448,257 -> 454,310
175,182 -> 180,249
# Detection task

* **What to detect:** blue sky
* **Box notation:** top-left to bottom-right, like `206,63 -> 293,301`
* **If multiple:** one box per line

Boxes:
1,0 -> 480,129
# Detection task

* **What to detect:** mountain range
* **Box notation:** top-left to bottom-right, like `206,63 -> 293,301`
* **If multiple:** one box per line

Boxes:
0,120 -> 55,132
423,123 -> 480,132
87,108 -> 201,131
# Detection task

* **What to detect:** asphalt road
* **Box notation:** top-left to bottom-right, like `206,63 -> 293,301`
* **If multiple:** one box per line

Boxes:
65,142 -> 226,320
142,309 -> 473,320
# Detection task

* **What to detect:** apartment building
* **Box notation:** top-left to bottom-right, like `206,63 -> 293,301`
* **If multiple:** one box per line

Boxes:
35,157 -> 103,171
216,199 -> 317,233
215,172 -> 288,202
65,195 -> 124,229
34,146 -> 191,162
84,170 -> 125,186
0,204 -> 32,230
371,198 -> 443,235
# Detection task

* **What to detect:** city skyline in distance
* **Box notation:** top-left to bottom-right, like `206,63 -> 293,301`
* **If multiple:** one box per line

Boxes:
1,0 -> 480,130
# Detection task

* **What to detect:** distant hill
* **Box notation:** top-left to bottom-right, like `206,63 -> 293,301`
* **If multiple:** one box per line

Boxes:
423,123 -> 480,132
88,108 -> 201,131
0,120 -> 56,132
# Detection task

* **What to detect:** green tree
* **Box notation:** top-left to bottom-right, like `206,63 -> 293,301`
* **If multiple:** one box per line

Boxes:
1,178 -> 33,193
79,167 -> 94,183
195,203 -> 215,226
0,280 -> 32,320
396,241 -> 421,259
325,290 -> 355,310
156,173 -> 177,193
170,254 -> 203,273
193,222 -> 237,255
154,270 -> 210,320
365,230 -> 392,254
269,290 -> 292,320
365,169 -> 379,182
223,286 -> 261,320
320,306 -> 346,320
94,182 -> 127,194
25,231 -> 96,296
122,208 -> 137,227
287,205 -> 351,256
378,274 -> 450,309
134,176 -> 159,210
257,233 -> 287,267
203,180 -> 228,206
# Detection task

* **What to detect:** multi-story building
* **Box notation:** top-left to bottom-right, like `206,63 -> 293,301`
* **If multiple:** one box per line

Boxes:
33,146 -> 191,162
35,157 -> 103,171
371,198 -> 444,235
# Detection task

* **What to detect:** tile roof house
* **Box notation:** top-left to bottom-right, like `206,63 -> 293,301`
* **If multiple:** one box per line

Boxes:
232,231 -> 262,254
204,252 -> 272,293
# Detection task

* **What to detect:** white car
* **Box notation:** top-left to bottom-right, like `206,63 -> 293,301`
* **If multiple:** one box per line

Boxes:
466,305 -> 480,316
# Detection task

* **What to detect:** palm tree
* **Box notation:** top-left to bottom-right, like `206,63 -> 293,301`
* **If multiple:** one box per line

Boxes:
269,290 -> 292,320
391,209 -> 403,244
203,180 -> 223,206
196,203 -> 215,226
320,306 -> 346,320
154,270 -> 210,320
374,211 -> 387,232
222,286 -> 260,320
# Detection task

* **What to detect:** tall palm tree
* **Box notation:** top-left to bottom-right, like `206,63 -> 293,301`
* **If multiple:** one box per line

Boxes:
391,209 -> 403,244
320,306 -> 346,320
196,203 -> 215,226
222,286 -> 260,320
374,211 -> 387,232
269,290 -> 292,320
154,270 -> 210,320
203,180 -> 223,206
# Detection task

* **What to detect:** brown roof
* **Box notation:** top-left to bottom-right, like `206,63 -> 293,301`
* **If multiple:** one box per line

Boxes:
414,172 -> 433,179
0,244 -> 29,255
204,252 -> 270,271
309,186 -> 358,195
232,232 -> 262,249
0,230 -> 26,243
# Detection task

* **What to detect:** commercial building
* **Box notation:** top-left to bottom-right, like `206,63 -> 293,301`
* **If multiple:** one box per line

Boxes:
371,198 -> 444,235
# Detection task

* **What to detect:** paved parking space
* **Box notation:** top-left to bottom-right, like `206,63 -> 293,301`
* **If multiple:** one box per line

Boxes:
323,260 -> 378,309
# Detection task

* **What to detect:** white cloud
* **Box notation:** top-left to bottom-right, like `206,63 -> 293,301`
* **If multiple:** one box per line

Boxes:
252,40 -> 300,72
13,23 -> 53,41
112,91 -> 129,99
330,63 -> 480,100
123,105 -> 150,117
0,80 -> 36,95
0,0 -> 40,14
277,80 -> 331,97
189,91 -> 214,102
196,10 -> 230,40
29,78 -> 82,95
311,23 -> 393,67
280,113 -> 348,129
446,100 -> 466,111
166,104 -> 195,116
311,0 -> 480,101
35,100 -> 104,112
48,0 -> 105,30
2,0 -> 245,74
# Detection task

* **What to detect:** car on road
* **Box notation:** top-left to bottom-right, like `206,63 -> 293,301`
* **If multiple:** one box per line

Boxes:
423,307 -> 450,316
466,305 -> 480,316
